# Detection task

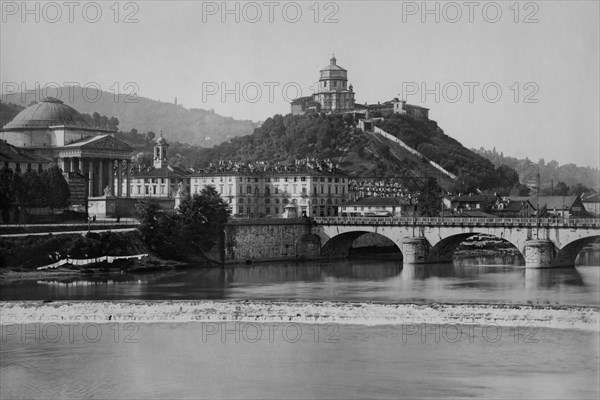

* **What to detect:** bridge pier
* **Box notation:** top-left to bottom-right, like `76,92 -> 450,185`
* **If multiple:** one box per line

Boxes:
401,237 -> 429,264
524,239 -> 555,268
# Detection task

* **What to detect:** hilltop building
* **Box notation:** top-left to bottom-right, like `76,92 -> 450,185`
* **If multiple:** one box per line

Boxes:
291,57 -> 429,120
291,55 -> 355,115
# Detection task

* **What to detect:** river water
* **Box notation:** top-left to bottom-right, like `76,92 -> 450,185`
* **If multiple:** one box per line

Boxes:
2,259 -> 599,399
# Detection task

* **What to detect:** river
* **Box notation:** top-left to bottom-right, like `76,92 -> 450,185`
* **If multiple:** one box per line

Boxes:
1,259 -> 599,399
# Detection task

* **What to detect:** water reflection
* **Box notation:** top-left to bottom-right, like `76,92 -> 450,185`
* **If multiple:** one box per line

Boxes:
2,259 -> 598,305
525,268 -> 585,289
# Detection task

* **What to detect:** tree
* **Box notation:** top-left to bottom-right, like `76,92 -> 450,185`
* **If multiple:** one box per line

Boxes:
41,166 -> 71,209
178,185 -> 231,251
418,177 -> 442,217
0,167 -> 21,222
108,116 -> 120,131
92,112 -> 102,128
136,186 -> 231,260
145,131 -> 155,142
20,170 -> 45,213
555,181 -> 570,196
570,183 -> 591,196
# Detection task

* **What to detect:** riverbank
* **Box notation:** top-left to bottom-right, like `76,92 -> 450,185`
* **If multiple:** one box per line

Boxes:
0,231 -> 214,281
1,300 -> 598,331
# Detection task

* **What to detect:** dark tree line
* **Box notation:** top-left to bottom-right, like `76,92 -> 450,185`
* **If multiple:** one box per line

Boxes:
0,166 -> 71,221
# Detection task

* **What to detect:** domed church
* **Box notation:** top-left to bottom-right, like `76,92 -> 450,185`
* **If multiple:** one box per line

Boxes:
1,97 -> 134,205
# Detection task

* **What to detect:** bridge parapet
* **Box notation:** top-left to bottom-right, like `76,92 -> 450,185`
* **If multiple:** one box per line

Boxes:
313,217 -> 600,228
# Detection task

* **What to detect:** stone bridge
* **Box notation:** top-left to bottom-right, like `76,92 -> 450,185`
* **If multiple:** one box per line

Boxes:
312,217 -> 600,268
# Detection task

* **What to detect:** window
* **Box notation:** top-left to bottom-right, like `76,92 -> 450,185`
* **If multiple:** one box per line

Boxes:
265,187 -> 271,196
239,207 -> 243,214
265,207 -> 271,214
275,199 -> 280,204
265,177 -> 271,182
254,177 -> 259,182
302,187 -> 307,195
328,178 -> 332,182
265,198 -> 271,204
274,207 -> 279,214
247,185 -> 252,194
239,198 -> 244,204
301,177 -> 306,182
335,186 -> 338,194
321,186 -> 324,194
274,186 -> 279,194
283,199 -> 289,204
335,178 -> 339,183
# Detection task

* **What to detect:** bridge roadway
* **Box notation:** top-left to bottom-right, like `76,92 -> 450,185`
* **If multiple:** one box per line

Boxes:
312,217 -> 600,268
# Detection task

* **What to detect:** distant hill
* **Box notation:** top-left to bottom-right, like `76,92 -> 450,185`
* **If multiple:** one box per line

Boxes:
1,87 -> 257,147
0,101 -> 24,127
194,113 -> 521,192
473,147 -> 600,191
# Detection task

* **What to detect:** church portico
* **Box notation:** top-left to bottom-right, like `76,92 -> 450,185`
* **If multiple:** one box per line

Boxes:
56,134 -> 133,198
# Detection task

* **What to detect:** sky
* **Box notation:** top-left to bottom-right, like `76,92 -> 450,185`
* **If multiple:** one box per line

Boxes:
1,0 -> 599,168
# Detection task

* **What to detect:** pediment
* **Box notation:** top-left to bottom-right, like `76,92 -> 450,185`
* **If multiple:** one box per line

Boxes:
81,136 -> 134,151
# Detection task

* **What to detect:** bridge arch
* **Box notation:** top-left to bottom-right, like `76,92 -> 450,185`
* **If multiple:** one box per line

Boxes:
552,235 -> 600,267
427,232 -> 524,265
320,231 -> 402,259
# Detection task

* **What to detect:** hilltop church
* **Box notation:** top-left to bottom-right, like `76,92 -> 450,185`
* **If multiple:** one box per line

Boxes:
291,56 -> 429,121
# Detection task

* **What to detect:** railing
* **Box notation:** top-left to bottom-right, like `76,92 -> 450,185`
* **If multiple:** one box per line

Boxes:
313,216 -> 600,228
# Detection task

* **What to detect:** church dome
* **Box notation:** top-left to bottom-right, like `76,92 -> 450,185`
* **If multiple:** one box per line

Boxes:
156,133 -> 169,146
3,97 -> 90,129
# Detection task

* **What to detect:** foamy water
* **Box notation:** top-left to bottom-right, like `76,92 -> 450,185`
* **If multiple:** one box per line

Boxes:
1,300 -> 598,331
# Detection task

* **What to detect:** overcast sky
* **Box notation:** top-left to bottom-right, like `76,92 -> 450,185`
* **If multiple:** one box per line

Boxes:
1,0 -> 598,168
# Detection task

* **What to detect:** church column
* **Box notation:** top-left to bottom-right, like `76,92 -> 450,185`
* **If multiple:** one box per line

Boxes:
109,159 -> 115,196
63,157 -> 71,173
98,159 -> 104,196
87,159 -> 94,197
117,160 -> 123,197
126,161 -> 131,197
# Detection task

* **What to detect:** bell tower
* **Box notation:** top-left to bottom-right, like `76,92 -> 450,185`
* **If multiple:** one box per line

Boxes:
153,131 -> 169,168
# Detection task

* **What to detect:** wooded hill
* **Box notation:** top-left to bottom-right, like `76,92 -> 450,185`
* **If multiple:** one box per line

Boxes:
193,113 -> 521,193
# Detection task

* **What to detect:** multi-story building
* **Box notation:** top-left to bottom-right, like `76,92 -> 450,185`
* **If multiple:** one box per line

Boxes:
123,134 -> 191,198
190,159 -> 349,218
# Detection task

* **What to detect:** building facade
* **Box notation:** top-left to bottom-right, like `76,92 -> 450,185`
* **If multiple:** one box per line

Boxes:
123,134 -> 191,198
190,160 -> 349,218
1,97 -> 134,204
